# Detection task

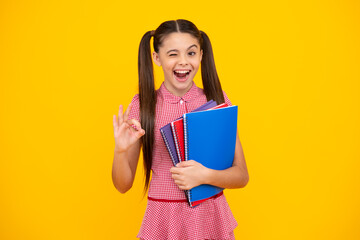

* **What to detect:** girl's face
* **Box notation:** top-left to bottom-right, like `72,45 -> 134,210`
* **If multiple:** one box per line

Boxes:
153,32 -> 203,97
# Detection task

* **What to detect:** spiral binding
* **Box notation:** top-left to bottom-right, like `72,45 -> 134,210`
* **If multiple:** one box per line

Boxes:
162,126 -> 192,206
160,129 -> 177,166
183,114 -> 189,162
183,114 -> 193,207
171,122 -> 183,162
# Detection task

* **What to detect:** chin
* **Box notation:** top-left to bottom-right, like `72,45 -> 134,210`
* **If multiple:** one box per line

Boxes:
175,78 -> 193,89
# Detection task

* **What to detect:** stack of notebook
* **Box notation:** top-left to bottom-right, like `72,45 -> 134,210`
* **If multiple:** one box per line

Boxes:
160,100 -> 238,207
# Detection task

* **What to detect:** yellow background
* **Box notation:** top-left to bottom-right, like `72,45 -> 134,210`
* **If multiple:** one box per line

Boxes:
1,0 -> 359,239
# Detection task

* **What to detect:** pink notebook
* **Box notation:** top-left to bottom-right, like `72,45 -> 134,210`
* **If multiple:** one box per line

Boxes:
171,119 -> 185,162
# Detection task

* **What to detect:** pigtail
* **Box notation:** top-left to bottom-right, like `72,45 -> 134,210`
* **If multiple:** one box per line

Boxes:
200,31 -> 225,105
138,31 -> 156,193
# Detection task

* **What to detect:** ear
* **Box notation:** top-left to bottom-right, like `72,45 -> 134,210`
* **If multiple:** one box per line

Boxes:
200,49 -> 203,62
152,51 -> 161,66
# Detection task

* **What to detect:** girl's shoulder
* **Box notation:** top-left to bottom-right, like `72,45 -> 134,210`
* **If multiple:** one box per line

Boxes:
130,94 -> 140,105
222,90 -> 233,106
128,94 -> 140,121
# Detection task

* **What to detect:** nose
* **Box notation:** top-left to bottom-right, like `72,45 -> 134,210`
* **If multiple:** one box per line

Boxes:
178,53 -> 189,66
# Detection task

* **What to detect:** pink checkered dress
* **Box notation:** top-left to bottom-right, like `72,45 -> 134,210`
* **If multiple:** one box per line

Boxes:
128,82 -> 238,240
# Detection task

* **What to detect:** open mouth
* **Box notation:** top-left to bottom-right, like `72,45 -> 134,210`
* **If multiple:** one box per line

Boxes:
173,70 -> 191,81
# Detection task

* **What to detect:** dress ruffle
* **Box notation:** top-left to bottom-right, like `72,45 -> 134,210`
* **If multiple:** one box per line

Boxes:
137,194 -> 237,240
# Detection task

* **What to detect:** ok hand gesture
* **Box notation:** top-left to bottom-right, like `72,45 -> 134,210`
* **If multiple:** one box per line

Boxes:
113,104 -> 145,153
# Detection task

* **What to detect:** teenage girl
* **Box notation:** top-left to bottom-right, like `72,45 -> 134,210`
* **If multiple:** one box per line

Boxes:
112,19 -> 249,240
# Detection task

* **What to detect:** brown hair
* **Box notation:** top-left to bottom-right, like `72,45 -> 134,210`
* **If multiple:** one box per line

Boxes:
138,19 -> 225,192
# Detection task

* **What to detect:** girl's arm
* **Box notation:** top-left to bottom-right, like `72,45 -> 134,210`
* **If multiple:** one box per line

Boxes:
170,132 -> 249,190
112,104 -> 145,193
112,140 -> 141,193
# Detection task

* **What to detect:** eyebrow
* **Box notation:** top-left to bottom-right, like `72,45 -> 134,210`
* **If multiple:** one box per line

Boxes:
166,44 -> 198,54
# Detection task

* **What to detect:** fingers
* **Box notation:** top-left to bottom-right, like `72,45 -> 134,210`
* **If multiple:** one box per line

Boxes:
126,119 -> 142,131
173,179 -> 189,190
126,119 -> 145,139
116,103 -> 132,126
178,185 -> 189,190
123,103 -> 132,122
176,160 -> 196,168
170,166 -> 181,174
171,172 -> 182,182
135,129 -> 146,139
174,180 -> 186,188
170,168 -> 191,190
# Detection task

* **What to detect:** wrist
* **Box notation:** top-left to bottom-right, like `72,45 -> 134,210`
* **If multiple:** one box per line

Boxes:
202,167 -> 213,185
114,147 -> 127,155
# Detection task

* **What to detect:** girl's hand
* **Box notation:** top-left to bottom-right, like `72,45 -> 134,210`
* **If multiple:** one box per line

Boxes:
170,160 -> 209,190
112,104 -> 145,153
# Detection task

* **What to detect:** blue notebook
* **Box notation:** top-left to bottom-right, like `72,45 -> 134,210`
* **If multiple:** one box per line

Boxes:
183,105 -> 238,207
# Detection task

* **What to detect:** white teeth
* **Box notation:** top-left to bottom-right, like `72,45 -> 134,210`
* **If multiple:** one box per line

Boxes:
174,70 -> 190,74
